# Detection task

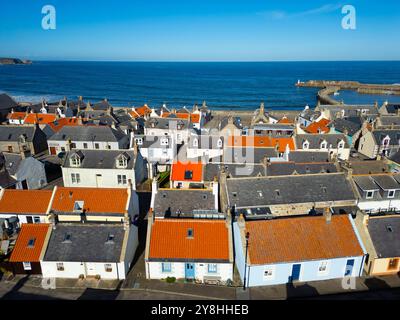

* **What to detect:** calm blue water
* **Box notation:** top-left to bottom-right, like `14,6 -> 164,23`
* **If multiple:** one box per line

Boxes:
0,61 -> 399,110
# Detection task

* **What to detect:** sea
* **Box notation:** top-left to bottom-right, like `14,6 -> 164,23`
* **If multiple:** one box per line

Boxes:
0,61 -> 400,110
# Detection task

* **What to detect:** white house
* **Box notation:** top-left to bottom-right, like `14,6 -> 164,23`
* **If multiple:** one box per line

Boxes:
0,189 -> 53,225
187,135 -> 224,160
41,222 -> 138,280
144,117 -> 192,145
233,214 -> 366,287
134,135 -> 176,178
294,133 -> 350,160
47,125 -> 129,155
145,217 -> 233,284
61,149 -> 146,189
353,174 -> 400,213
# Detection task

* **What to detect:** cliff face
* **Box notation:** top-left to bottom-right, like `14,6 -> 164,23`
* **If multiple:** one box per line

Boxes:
0,58 -> 32,65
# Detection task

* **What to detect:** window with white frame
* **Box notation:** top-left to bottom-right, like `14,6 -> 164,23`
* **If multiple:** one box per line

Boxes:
116,156 -> 128,168
95,143 -> 100,149
303,140 -> 309,150
318,261 -> 329,274
71,173 -> 80,184
338,140 -> 345,149
105,263 -> 113,272
366,191 -> 374,199
264,266 -> 274,279
192,138 -> 198,147
70,155 -> 81,167
320,141 -> 327,150
162,262 -> 172,273
23,262 -> 32,271
160,138 -> 169,146
208,264 -> 218,273
388,190 -> 395,198
217,138 -> 223,148
135,138 -> 143,145
56,262 -> 64,271
117,174 -> 127,185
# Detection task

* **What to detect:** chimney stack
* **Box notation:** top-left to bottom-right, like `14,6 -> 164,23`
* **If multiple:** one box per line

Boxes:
324,207 -> 332,224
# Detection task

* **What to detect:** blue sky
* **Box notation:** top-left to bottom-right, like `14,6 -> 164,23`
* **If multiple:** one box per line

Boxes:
0,0 -> 399,61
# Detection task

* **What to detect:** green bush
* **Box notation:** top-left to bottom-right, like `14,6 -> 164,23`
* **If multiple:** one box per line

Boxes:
166,276 -> 176,283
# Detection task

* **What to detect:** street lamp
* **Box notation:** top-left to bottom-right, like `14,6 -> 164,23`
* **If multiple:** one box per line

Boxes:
243,232 -> 250,290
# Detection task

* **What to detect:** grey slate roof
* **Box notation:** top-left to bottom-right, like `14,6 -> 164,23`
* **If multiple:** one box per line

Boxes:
266,162 -> 338,176
219,117 -> 242,130
331,117 -> 362,136
368,216 -> 400,258
63,149 -> 136,169
299,108 -> 321,121
2,153 -> 22,176
353,176 -> 380,191
345,160 -> 389,174
371,175 -> 400,190
0,125 -> 36,142
49,125 -> 126,142
204,163 -> 266,181
43,223 -> 125,262
372,130 -> 400,145
145,117 -> 190,130
153,189 -> 216,217
295,134 -> 349,149
385,104 -> 400,114
226,173 -> 356,208
221,147 -> 278,164
135,135 -> 173,148
287,151 -> 330,163
0,93 -> 18,110
379,116 -> 400,127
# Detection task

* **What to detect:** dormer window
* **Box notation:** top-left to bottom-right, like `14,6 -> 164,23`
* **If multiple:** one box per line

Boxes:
70,153 -> 81,167
19,134 -> 27,143
303,140 -> 309,150
135,138 -> 143,145
192,137 -> 198,147
73,200 -> 84,212
338,140 -> 345,149
217,138 -> 223,148
366,191 -> 374,199
116,153 -> 129,168
388,190 -> 395,198
382,137 -> 390,146
320,140 -> 327,150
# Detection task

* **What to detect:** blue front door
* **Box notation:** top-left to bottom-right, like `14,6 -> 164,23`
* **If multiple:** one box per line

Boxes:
290,264 -> 301,282
345,259 -> 354,276
185,263 -> 195,279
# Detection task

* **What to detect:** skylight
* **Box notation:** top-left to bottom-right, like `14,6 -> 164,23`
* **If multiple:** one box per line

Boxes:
27,238 -> 36,248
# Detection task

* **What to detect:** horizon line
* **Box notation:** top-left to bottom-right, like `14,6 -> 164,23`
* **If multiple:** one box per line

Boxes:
4,58 -> 400,63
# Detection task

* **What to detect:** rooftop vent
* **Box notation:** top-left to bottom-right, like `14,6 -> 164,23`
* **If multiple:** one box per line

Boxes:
387,225 -> 394,233
27,238 -> 36,248
106,233 -> 115,243
73,200 -> 84,212
184,170 -> 193,180
63,233 -> 72,243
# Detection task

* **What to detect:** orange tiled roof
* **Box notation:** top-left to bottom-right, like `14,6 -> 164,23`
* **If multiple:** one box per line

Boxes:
228,136 -> 295,152
149,219 -> 230,261
171,162 -> 203,182
10,224 -> 50,262
130,105 -> 152,118
48,118 -> 80,132
162,112 -> 200,123
0,190 -> 53,214
277,116 -> 293,124
24,113 -> 57,124
7,112 -> 26,121
51,187 -> 128,214
305,118 -> 331,134
245,215 -> 364,265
